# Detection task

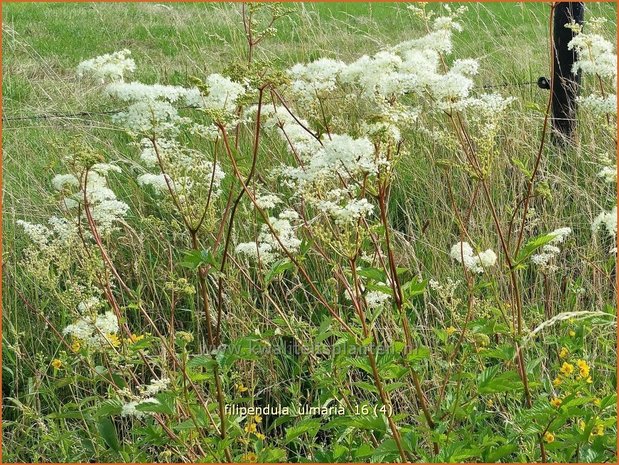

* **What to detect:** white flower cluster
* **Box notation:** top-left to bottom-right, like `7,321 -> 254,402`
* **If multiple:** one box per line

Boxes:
77,49 -> 136,83
49,164 -> 129,234
235,209 -> 301,265
137,138 -> 226,204
84,166 -> 130,234
63,304 -> 120,351
597,165 -> 617,184
119,377 -> 170,419
17,216 -> 77,249
450,241 -> 497,274
365,290 -> 391,310
286,7 -> 512,117
530,227 -> 572,271
80,51 -> 245,138
569,25 -> 617,116
592,206 -> 617,254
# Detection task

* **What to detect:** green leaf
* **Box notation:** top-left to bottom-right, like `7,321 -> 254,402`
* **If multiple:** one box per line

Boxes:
265,258 -> 294,283
97,417 -> 120,452
406,347 -> 431,363
478,368 -> 523,394
486,444 -> 517,462
179,249 -> 217,270
515,233 -> 557,265
357,267 -> 387,282
285,418 -> 321,443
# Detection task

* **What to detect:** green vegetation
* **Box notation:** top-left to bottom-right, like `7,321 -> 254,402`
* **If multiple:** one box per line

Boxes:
2,2 -> 617,463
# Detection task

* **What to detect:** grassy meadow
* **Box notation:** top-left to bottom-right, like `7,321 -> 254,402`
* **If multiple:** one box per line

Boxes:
2,2 -> 617,463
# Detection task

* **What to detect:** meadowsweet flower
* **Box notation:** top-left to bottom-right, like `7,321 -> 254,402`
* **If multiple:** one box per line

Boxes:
52,174 -> 79,191
592,206 -> 617,253
77,49 -> 135,83
245,422 -> 257,433
200,73 -> 246,112
255,194 -> 282,210
559,347 -> 569,359
63,310 -> 120,351
141,378 -> 171,396
450,241 -> 497,273
254,432 -> 266,441
365,290 -> 391,310
553,376 -> 562,387
106,81 -> 201,105
446,326 -> 457,336
598,166 -> 617,184
137,173 -> 171,192
236,210 -> 301,265
543,432 -> 555,443
51,359 -> 63,369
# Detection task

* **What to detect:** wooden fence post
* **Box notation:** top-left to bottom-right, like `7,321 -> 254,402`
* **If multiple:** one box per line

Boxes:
538,2 -> 585,143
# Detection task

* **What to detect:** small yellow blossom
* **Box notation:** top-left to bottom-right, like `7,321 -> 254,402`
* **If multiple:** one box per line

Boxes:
553,376 -> 562,387
560,362 -> 575,377
241,452 -> 257,462
578,419 -> 586,431
71,339 -> 81,353
543,432 -> 555,443
586,376 -> 593,384
254,432 -> 266,440
593,424 -> 604,436
51,359 -> 63,369
559,347 -> 569,358
128,333 -> 145,344
253,415 -> 262,423
244,422 -> 257,434
550,397 -> 562,408
576,359 -> 590,379
569,330 -> 576,337
236,383 -> 249,393
446,326 -> 456,336
106,334 -> 121,348
593,398 -> 601,407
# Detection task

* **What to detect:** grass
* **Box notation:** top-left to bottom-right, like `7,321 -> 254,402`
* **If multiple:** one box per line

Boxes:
2,2 -> 617,463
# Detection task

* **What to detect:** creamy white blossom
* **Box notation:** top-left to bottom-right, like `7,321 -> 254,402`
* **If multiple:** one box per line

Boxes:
450,241 -> 497,273
77,49 -> 135,83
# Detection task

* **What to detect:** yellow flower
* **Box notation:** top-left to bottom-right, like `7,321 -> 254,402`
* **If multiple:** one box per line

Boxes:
51,359 -> 63,370
552,376 -> 562,387
128,333 -> 144,344
446,326 -> 456,336
244,422 -> 257,434
237,383 -> 249,393
106,333 -> 121,348
550,397 -> 562,408
559,347 -> 569,359
593,424 -> 604,436
543,432 -> 555,443
578,419 -> 586,431
576,359 -> 590,379
71,339 -> 81,353
253,415 -> 262,423
560,362 -> 574,377
569,330 -> 576,337
254,432 -> 266,440
241,452 -> 257,462
593,398 -> 601,407
586,376 -> 593,384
